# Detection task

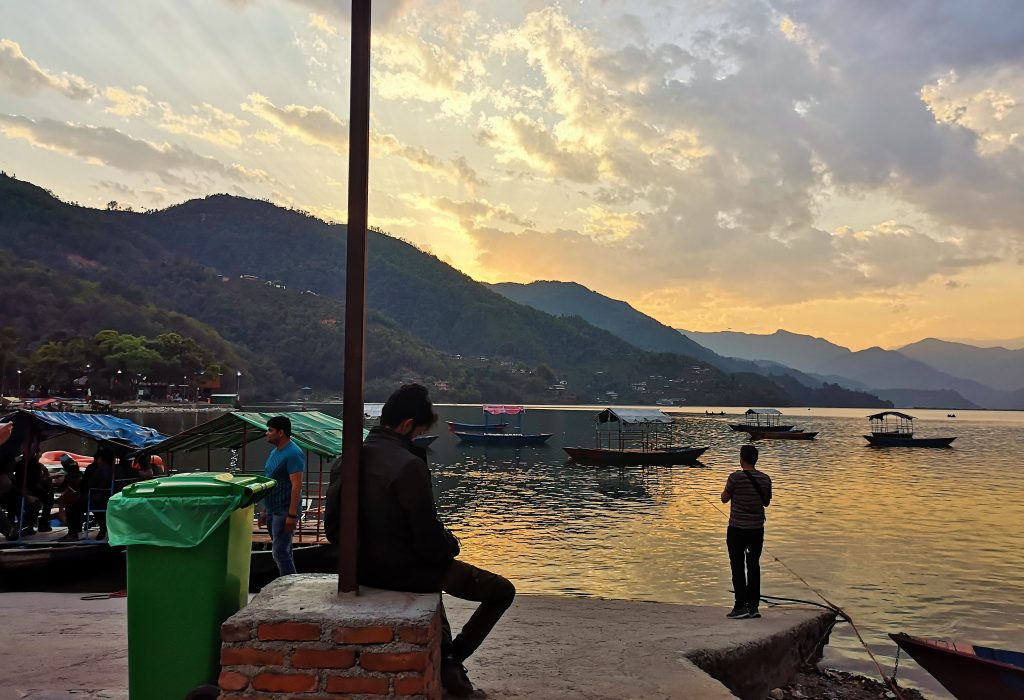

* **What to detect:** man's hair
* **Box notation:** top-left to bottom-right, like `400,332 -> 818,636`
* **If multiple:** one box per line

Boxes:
740,444 -> 759,467
381,383 -> 437,429
94,446 -> 115,465
267,415 -> 292,436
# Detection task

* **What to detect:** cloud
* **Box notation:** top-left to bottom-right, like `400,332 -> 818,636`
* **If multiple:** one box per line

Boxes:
0,113 -> 273,186
921,68 -> 1024,155
222,0 -> 413,26
159,102 -> 250,147
242,92 -> 347,153
104,86 -> 154,117
373,132 -> 487,189
0,38 -> 97,100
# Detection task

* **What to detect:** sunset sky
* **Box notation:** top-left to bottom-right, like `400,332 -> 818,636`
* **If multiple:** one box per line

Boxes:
3,1 -> 1024,350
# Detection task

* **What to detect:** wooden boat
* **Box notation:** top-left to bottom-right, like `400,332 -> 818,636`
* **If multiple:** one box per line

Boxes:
564,408 -> 707,467
864,411 -> 956,447
729,408 -> 795,432
446,421 -> 508,432
454,430 -> 552,446
748,430 -> 818,440
564,445 -> 706,466
453,405 -> 552,446
889,633 -> 1024,700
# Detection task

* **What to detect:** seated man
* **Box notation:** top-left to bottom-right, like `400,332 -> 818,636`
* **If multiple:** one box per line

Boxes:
326,384 -> 515,697
62,447 -> 115,541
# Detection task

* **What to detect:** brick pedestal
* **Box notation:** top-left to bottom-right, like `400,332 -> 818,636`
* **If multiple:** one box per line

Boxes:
218,574 -> 442,699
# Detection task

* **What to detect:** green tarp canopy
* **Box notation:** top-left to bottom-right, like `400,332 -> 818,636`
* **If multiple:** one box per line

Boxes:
151,410 -> 366,459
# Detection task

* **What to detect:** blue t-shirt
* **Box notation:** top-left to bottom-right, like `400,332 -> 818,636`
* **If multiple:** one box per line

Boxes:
263,441 -> 305,515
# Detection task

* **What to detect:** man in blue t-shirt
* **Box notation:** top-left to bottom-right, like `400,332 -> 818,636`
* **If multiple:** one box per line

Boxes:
261,416 -> 305,576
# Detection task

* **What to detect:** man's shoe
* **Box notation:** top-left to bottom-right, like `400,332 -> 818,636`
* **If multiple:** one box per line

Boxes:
726,605 -> 750,619
747,608 -> 761,618
441,655 -> 474,697
38,522 -> 53,533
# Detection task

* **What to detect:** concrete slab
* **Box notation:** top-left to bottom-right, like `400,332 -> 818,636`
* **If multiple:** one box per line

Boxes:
0,591 -> 832,700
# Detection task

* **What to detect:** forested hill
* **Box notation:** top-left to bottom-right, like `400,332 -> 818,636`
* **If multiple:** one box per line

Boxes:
0,173 -> 860,405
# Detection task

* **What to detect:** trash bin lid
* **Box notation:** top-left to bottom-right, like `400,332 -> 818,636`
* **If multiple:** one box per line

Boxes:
107,472 -> 277,548
118,472 -> 276,507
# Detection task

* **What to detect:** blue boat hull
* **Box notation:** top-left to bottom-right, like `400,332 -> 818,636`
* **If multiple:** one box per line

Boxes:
412,435 -> 438,448
454,431 -> 552,446
447,421 -> 508,432
865,435 -> 956,447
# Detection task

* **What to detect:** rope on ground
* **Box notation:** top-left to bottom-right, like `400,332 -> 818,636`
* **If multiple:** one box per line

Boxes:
697,492 -> 908,700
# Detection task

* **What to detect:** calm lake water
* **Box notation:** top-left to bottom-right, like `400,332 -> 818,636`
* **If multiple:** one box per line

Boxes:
122,405 -> 1024,697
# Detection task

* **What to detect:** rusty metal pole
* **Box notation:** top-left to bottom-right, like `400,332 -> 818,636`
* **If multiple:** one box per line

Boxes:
339,0 -> 372,594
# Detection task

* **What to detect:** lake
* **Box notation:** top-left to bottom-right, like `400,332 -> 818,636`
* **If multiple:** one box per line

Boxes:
130,404 -> 1024,698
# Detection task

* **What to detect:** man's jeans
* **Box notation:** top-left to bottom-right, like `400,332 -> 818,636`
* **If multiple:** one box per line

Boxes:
440,560 -> 516,662
268,513 -> 297,576
727,526 -> 764,611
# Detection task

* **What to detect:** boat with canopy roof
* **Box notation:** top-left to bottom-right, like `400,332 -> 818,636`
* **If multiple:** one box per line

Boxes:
864,411 -> 956,447
452,405 -> 552,446
729,408 -> 795,433
564,408 -> 707,466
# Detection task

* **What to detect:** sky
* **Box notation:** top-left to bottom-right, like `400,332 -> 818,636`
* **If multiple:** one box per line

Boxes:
2,1 -> 1024,351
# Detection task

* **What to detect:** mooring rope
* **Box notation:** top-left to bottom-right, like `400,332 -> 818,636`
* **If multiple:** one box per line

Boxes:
696,492 -> 908,700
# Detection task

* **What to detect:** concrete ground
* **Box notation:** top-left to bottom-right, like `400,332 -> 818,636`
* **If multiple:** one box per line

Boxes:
0,591 -> 833,700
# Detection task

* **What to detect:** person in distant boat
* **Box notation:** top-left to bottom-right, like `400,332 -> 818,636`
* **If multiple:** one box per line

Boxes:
8,457 -> 54,536
721,444 -> 772,620
61,447 -> 115,541
325,384 -> 516,697
259,416 -> 305,576
131,453 -> 164,480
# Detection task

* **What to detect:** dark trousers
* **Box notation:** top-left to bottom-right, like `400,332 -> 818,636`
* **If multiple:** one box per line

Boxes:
727,526 -> 764,611
440,560 -> 515,662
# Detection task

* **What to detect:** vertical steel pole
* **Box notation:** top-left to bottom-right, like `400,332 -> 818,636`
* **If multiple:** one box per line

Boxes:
339,0 -> 372,593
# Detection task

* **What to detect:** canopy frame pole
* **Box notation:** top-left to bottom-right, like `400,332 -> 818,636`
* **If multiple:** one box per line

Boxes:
339,0 -> 372,594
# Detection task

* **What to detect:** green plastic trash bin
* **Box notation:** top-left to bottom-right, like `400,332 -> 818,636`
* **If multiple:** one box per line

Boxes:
107,472 -> 276,700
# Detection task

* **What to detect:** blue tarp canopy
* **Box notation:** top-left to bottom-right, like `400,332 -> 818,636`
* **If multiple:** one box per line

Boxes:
0,409 -> 167,453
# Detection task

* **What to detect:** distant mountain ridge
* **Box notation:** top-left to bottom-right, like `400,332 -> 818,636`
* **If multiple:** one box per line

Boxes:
677,328 -> 1024,409
899,338 -> 1024,392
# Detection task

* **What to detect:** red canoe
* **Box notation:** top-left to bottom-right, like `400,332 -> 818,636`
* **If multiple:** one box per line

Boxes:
890,633 -> 1024,700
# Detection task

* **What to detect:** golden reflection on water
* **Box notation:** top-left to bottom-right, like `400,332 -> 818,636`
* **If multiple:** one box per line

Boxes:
428,407 -> 1024,699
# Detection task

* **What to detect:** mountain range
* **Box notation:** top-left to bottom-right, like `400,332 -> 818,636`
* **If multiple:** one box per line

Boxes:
0,174 -> 807,406
3,172 -> 1018,409
493,281 -> 1023,410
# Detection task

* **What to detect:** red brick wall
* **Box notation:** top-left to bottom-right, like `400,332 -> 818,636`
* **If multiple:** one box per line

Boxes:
218,609 -> 441,699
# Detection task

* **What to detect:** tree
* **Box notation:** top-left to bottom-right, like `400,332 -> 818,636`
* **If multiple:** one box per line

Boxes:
106,200 -> 118,211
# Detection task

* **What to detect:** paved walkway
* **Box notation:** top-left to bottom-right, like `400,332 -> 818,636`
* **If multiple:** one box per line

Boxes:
0,592 -> 832,699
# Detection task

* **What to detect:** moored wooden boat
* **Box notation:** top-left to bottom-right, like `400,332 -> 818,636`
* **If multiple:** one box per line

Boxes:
563,445 -> 706,466
748,430 -> 818,440
864,411 -> 956,448
729,408 -> 795,432
889,633 -> 1024,700
564,408 -> 707,467
865,435 -> 955,447
412,434 -> 438,448
452,405 -> 551,446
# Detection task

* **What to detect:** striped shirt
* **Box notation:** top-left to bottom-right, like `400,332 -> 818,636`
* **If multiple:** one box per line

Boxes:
724,469 -> 772,529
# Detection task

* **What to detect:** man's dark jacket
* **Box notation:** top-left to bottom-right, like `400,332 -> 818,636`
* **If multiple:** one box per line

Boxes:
325,427 -> 459,592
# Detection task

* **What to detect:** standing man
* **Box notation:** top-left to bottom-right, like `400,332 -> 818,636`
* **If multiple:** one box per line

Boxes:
261,416 -> 305,576
325,384 -> 515,697
721,444 -> 772,619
